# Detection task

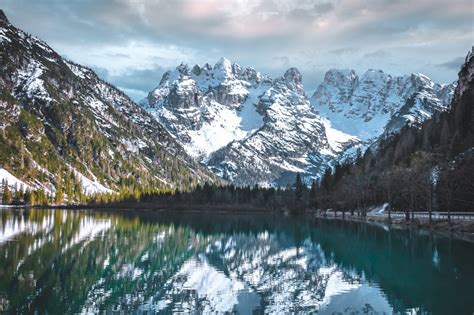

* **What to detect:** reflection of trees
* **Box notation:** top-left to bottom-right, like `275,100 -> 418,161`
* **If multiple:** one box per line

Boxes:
0,209 -> 209,313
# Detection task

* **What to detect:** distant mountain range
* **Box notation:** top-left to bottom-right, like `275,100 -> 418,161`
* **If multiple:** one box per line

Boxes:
0,9 -> 461,191
140,58 -> 455,186
0,10 -> 217,197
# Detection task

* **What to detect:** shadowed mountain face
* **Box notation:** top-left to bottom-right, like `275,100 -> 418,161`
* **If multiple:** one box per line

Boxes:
140,57 -> 455,186
311,69 -> 455,140
0,209 -> 473,314
0,10 -> 218,195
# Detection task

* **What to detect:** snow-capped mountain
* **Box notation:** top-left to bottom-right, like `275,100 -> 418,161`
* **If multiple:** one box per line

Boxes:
206,68 -> 357,186
140,58 -> 272,160
140,58 -> 454,186
310,69 -> 455,141
140,60 -> 357,186
0,10 -> 217,194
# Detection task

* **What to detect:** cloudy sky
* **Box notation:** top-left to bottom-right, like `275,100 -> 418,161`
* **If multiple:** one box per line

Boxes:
3,0 -> 473,100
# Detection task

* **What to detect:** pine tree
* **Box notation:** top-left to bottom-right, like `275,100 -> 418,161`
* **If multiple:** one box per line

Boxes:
65,170 -> 73,204
24,190 -> 34,205
294,173 -> 305,207
13,189 -> 24,204
55,175 -> 63,205
309,180 -> 318,210
2,182 -> 12,205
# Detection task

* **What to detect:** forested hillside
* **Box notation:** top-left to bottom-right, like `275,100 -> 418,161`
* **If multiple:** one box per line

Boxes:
97,49 -> 473,217
313,49 -> 474,216
0,10 -> 219,205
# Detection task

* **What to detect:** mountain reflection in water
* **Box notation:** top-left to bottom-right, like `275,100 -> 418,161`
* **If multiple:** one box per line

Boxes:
0,209 -> 473,314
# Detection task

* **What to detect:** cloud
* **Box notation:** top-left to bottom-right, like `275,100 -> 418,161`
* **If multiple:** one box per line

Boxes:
330,48 -> 359,56
436,56 -> 465,70
92,65 -> 166,101
363,50 -> 390,59
2,0 -> 472,97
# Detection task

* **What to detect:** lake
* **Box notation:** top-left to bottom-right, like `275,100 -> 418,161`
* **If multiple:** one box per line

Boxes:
0,209 -> 473,314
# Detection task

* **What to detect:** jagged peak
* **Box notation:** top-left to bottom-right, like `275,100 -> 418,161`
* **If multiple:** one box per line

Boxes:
360,69 -> 390,83
362,68 -> 386,76
453,47 -> 474,100
213,57 -> 234,78
323,68 -> 358,82
408,72 -> 434,88
191,64 -> 201,76
0,10 -> 9,26
176,62 -> 190,74
326,68 -> 356,75
215,57 -> 232,68
283,67 -> 302,85
465,46 -> 474,64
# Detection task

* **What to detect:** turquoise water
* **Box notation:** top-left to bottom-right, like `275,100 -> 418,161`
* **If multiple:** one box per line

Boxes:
0,209 -> 473,314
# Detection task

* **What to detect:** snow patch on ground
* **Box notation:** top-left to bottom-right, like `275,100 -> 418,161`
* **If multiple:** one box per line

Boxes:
69,166 -> 113,195
367,203 -> 389,216
14,60 -> 52,103
0,168 -> 31,192
321,117 -> 360,153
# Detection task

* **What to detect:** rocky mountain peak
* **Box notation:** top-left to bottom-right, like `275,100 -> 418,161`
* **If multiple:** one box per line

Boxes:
214,57 -> 233,75
176,62 -> 191,75
282,67 -> 304,95
360,69 -> 389,85
454,47 -> 474,100
191,64 -> 202,76
0,10 -> 9,26
325,69 -> 358,83
311,67 -> 456,142
284,67 -> 302,85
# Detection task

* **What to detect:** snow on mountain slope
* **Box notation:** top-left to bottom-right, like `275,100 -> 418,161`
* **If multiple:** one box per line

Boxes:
311,69 -> 455,142
141,57 -> 455,186
0,168 -> 31,191
141,62 -> 346,185
140,58 -> 270,161
0,10 -> 218,195
206,68 -> 343,186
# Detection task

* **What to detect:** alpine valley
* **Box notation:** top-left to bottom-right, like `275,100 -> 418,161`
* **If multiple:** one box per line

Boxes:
0,9 -> 459,193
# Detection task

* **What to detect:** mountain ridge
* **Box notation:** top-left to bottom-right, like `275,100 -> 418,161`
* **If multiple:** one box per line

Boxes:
140,58 -> 455,186
0,11 -> 219,199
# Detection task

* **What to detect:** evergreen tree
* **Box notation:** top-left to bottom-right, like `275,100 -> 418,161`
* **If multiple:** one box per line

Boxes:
55,176 -> 64,205
65,170 -> 73,204
13,189 -> 24,204
294,173 -> 305,207
2,181 -> 12,205
309,180 -> 318,210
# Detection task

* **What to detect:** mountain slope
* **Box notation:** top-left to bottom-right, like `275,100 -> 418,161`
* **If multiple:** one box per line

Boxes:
139,58 -> 272,161
140,57 -> 454,186
310,69 -> 455,141
314,48 -> 474,213
206,68 -> 357,186
140,60 -> 360,186
0,10 -> 217,197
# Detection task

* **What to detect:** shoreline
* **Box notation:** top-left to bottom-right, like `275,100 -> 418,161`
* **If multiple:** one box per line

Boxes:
312,212 -> 474,242
3,205 -> 474,242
